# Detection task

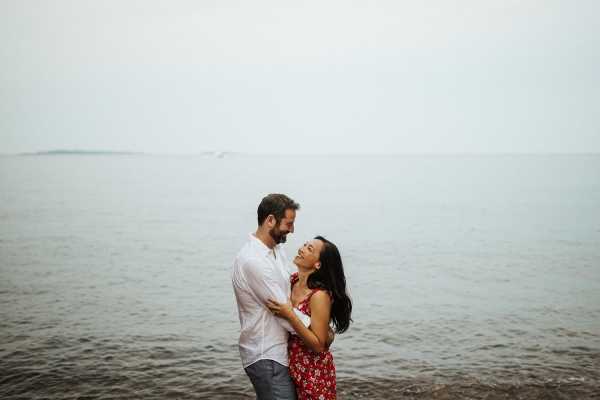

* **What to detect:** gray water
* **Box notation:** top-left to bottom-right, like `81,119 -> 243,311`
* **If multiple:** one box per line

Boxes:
1,154 -> 599,399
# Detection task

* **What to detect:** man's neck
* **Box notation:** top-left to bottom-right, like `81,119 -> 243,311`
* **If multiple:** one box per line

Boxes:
255,228 -> 276,249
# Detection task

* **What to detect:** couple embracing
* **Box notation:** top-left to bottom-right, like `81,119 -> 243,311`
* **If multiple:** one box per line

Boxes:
232,194 -> 353,400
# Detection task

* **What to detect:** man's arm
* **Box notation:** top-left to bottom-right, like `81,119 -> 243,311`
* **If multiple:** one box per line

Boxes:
243,258 -> 310,332
266,293 -> 336,351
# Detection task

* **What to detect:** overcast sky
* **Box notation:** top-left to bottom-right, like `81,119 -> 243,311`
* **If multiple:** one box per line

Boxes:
1,0 -> 599,154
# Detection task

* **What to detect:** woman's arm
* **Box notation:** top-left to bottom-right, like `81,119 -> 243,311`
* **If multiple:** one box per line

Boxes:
266,291 -> 332,353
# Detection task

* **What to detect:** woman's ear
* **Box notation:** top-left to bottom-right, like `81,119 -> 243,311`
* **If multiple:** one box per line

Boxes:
315,262 -> 321,270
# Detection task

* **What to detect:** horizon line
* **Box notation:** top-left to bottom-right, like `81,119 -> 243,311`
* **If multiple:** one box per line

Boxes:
2,149 -> 600,157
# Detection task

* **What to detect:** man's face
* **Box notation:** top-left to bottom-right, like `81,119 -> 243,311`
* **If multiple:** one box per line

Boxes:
269,209 -> 296,244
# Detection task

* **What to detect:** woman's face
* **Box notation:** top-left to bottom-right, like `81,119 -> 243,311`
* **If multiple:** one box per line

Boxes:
294,239 -> 325,270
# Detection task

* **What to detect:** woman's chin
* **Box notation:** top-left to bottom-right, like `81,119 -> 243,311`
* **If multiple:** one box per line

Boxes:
295,264 -> 317,274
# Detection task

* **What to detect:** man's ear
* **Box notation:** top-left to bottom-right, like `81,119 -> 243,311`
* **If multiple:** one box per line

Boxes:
266,214 -> 276,227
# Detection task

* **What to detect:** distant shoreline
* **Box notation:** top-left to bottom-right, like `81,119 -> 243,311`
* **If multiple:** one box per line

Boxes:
2,151 -> 599,157
18,150 -> 146,156
5,150 -> 238,158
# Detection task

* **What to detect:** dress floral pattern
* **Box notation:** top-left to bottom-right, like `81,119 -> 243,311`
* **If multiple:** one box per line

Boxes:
288,273 -> 336,400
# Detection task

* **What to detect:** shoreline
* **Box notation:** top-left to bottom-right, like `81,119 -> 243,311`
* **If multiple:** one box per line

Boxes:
336,376 -> 598,400
2,370 -> 598,399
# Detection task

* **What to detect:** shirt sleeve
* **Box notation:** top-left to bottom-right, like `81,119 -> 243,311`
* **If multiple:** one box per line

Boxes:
243,257 -> 310,332
293,308 -> 312,327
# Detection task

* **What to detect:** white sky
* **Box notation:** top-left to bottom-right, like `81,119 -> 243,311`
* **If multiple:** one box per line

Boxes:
1,0 -> 599,154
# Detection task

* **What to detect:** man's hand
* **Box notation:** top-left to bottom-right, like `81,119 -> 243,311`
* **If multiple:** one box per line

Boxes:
326,326 -> 335,349
266,299 -> 294,320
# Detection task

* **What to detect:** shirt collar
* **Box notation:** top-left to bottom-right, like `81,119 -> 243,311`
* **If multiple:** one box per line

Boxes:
249,233 -> 278,258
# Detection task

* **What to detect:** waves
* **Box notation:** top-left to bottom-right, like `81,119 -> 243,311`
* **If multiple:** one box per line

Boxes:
1,333 -> 599,399
0,334 -> 247,399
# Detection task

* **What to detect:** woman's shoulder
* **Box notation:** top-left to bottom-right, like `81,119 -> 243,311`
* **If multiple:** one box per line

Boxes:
309,288 -> 333,304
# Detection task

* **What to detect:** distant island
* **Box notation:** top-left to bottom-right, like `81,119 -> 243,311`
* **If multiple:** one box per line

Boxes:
20,149 -> 144,156
17,150 -> 235,157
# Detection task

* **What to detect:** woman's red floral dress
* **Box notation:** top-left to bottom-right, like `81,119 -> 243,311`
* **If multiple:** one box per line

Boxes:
288,273 -> 336,400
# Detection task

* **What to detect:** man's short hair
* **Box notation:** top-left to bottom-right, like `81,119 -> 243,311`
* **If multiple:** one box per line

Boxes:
257,194 -> 300,226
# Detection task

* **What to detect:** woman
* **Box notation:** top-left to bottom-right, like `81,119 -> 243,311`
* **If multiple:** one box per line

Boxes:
267,236 -> 352,400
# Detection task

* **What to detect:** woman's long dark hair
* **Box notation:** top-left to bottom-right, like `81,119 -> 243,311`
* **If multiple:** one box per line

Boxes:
307,236 -> 352,333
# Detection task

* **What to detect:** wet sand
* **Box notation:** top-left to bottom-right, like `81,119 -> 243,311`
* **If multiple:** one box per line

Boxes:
1,367 -> 598,399
205,375 -> 600,399
185,375 -> 600,399
336,376 -> 599,399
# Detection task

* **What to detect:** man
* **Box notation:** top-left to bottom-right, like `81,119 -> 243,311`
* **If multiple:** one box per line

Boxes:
232,193 -> 309,399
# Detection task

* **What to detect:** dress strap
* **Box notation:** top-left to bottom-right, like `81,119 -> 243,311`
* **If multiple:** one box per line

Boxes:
308,288 -> 334,302
305,288 -> 321,301
290,272 -> 299,285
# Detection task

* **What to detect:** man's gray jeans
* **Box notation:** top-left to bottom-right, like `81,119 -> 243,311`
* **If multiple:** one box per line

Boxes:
244,359 -> 297,400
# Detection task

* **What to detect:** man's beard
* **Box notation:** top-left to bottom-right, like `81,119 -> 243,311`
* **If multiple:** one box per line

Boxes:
269,226 -> 288,244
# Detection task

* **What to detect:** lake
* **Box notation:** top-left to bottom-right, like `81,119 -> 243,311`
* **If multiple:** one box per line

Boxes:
1,154 -> 599,399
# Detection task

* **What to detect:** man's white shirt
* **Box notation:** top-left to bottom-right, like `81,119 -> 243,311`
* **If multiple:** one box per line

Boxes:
232,233 -> 310,368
